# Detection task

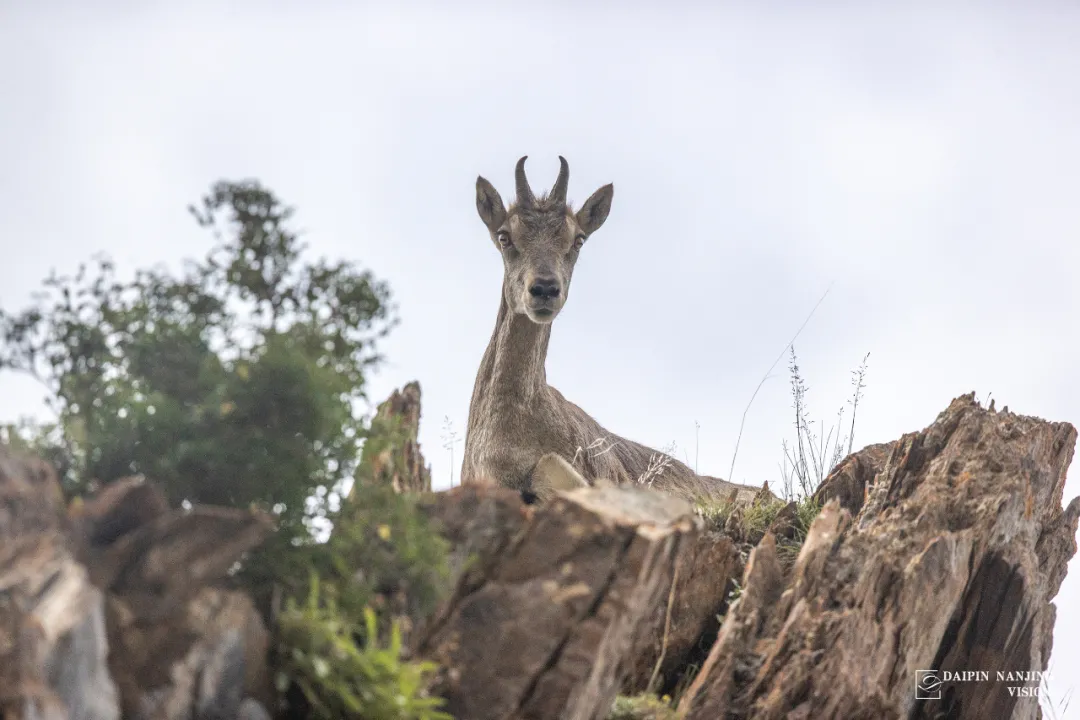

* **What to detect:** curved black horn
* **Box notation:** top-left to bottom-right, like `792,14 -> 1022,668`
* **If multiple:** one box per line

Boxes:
550,156 -> 570,204
515,156 -> 535,207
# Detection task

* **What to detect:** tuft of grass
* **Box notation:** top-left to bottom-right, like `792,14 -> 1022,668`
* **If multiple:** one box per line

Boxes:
793,495 -> 824,536
779,347 -> 870,500
638,441 -> 679,488
607,694 -> 679,720
775,496 -> 825,568
741,496 -> 787,540
694,498 -> 734,532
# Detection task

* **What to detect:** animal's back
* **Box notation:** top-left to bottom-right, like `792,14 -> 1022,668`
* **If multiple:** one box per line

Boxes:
555,389 -> 757,504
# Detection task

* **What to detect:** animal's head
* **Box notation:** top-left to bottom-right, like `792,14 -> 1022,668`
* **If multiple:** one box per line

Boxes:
475,156 -> 614,324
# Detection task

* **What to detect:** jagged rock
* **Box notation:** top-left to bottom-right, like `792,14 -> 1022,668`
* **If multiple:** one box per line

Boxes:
417,483 -> 531,603
622,531 -> 742,696
0,444 -> 274,720
678,393 -> 1079,720
107,588 -> 269,720
93,504 -> 273,621
702,476 -> 771,507
69,476 -> 170,548
762,500 -> 800,542
416,484 -> 699,720
812,440 -> 896,516
353,381 -> 432,495
0,447 -> 121,720
71,478 -> 274,720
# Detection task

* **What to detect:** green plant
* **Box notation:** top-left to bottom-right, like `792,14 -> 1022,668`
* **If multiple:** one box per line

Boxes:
0,181 -> 393,527
793,495 -> 824,536
775,495 -> 824,567
0,180 -> 398,611
270,420 -> 452,718
694,498 -> 733,532
607,693 -> 679,720
741,496 -> 787,538
316,479 -> 451,632
276,574 -> 452,720
779,347 -> 870,499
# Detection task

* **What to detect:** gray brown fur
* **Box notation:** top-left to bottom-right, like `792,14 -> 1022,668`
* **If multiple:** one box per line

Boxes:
461,156 -> 759,505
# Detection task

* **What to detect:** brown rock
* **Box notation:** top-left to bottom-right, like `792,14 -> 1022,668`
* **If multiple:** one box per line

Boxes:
763,501 -> 799,542
107,588 -> 269,720
678,393 -> 1079,720
678,532 -> 788,718
812,440 -> 896,516
95,504 -> 273,619
0,446 -> 120,720
417,484 -> 699,720
623,531 -> 743,696
353,381 -> 433,495
73,481 -> 275,719
69,476 -> 169,548
0,448 -> 68,572
2,451 -> 273,720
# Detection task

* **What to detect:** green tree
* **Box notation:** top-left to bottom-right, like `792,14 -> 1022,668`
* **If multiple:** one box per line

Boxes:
1,181 -> 459,718
0,180 -> 395,542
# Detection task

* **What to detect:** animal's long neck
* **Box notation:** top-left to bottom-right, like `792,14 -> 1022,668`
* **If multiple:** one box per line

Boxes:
468,288 -> 551,415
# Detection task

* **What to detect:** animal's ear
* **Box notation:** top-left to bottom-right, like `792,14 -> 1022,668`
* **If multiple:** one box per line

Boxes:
576,183 -> 614,235
476,176 -> 507,232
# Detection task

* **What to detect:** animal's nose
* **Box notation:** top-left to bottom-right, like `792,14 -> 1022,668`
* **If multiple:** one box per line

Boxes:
528,276 -> 561,300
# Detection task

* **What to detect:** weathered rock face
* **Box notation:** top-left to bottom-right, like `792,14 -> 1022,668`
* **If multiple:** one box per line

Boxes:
622,530 -> 742,696
417,484 -> 701,720
106,586 -> 270,720
4,390 -> 1077,720
678,393 -> 1079,720
0,449 -> 120,720
0,447 -> 275,720
79,480 -> 274,720
810,440 -> 897,516
352,381 -> 432,495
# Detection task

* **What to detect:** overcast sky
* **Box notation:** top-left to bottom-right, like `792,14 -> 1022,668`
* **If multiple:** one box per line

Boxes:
2,1 -> 1078,710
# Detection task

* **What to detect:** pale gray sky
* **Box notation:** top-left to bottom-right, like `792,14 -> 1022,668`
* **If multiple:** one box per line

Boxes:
2,1 -> 1077,710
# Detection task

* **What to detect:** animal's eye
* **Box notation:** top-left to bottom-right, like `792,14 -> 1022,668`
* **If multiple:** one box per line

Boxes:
572,233 -> 586,250
496,231 -> 512,248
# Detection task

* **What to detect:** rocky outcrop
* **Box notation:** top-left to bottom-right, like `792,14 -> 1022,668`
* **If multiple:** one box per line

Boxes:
3,391 -> 1077,720
678,393 -> 1078,720
413,394 -> 1077,720
417,484 -> 701,720
0,449 -> 118,720
0,449 -> 274,720
622,530 -> 742,696
352,381 -> 432,495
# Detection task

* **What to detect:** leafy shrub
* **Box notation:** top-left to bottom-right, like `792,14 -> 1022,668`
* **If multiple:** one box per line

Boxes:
276,575 -> 451,720
271,434 -> 452,717
305,478 -> 451,635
